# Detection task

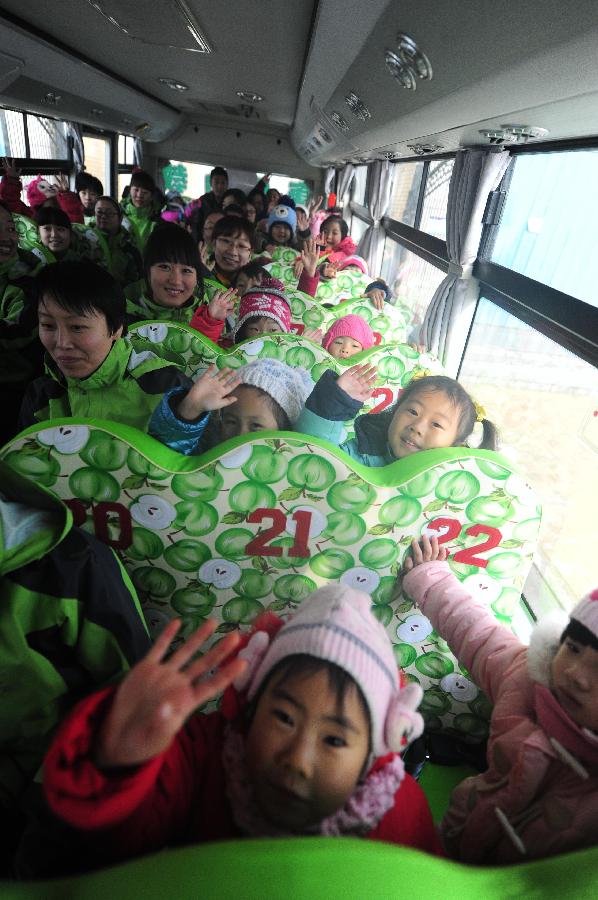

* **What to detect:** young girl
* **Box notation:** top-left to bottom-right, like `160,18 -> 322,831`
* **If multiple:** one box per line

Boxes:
322,314 -> 375,360
296,372 -> 497,465
190,276 -> 291,347
319,214 -> 357,265
404,535 -> 598,864
125,223 -> 236,327
19,260 -> 192,433
42,585 -> 440,867
36,207 -> 74,261
262,196 -> 299,253
94,196 -> 143,287
120,169 -> 162,252
149,357 -> 313,455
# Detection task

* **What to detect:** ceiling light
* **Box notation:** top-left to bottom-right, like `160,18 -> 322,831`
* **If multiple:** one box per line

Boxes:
159,77 -> 189,92
385,32 -> 433,90
41,92 -> 61,105
236,90 -> 264,103
345,92 -> 371,121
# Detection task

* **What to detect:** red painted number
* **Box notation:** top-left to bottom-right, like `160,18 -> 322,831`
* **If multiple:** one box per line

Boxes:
369,387 -> 394,414
372,331 -> 383,346
64,499 -> 133,549
291,324 -> 305,335
453,525 -> 502,568
426,517 -> 462,545
245,508 -> 313,558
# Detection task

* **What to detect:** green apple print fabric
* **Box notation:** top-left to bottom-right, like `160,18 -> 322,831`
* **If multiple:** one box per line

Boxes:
1,424 -> 541,738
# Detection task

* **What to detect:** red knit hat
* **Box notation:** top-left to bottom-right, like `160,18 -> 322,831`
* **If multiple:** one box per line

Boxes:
234,276 -> 291,338
322,314 -> 375,352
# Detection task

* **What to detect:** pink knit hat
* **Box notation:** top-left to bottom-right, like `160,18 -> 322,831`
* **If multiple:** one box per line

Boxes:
234,585 -> 424,757
322,314 -> 375,353
234,276 -> 291,339
570,588 -> 598,637
26,176 -> 58,209
337,255 -> 368,274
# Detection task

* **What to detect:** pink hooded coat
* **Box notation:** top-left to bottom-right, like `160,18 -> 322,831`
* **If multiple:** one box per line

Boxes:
403,561 -> 598,864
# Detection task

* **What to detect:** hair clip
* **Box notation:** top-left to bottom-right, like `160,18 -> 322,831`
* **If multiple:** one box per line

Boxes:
473,400 -> 486,423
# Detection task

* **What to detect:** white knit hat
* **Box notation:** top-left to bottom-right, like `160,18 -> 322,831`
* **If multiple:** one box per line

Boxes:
570,588 -> 598,637
237,358 -> 314,424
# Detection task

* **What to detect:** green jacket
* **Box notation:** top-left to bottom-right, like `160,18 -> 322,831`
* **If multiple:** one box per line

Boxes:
95,228 -> 143,287
120,199 -> 161,252
18,335 -> 191,432
0,254 -> 42,384
0,459 -> 150,807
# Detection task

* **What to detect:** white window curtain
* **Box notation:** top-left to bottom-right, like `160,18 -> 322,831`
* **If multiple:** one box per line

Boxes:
420,148 -> 511,375
356,159 -> 395,276
133,138 -> 144,168
324,166 -> 335,195
337,164 -> 355,208
67,123 -> 84,173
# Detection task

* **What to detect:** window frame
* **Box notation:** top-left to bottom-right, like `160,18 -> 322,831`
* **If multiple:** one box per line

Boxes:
0,106 -> 73,174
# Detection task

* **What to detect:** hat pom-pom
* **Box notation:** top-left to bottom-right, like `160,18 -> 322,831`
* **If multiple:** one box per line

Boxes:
233,630 -> 270,691
385,683 -> 424,752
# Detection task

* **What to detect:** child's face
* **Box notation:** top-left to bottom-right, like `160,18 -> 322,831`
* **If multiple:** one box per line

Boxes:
328,336 -> 363,360
271,223 -> 291,245
388,389 -> 460,458
235,272 -> 260,296
130,185 -> 152,208
220,385 -> 279,438
321,222 -> 343,248
39,223 -> 71,256
0,206 -> 18,260
211,174 -> 228,199
243,316 -> 281,338
551,637 -> 598,732
214,232 -> 252,274
149,261 -> 197,307
38,294 -> 122,379
203,212 -> 224,244
246,667 -> 370,832
79,189 -> 99,213
95,200 -> 121,235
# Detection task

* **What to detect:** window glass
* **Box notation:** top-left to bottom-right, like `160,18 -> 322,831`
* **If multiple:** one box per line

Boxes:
350,215 -> 368,245
419,159 -> 453,239
0,109 -> 26,157
352,166 -> 368,207
491,150 -> 598,308
380,237 -> 445,325
459,297 -> 598,612
82,135 -> 109,193
118,134 -> 135,166
26,114 -> 68,159
118,172 -> 131,201
386,162 -> 424,227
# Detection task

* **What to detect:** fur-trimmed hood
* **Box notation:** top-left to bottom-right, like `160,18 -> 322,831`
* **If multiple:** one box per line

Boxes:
527,610 -> 569,686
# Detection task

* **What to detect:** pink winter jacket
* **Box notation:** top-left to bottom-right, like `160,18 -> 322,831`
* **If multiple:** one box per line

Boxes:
404,561 -> 598,864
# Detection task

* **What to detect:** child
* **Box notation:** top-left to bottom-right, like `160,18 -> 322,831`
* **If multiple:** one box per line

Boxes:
125,223 -> 236,327
322,314 -> 375,360
296,372 -> 497,465
189,275 -> 289,346
234,259 -> 271,296
404,535 -> 598,864
0,158 -> 84,223
209,215 -> 254,287
76,172 -> 103,222
263,195 -> 298,252
318,214 -> 357,265
43,585 -> 440,867
120,169 -> 162,251
93,196 -> 143,287
18,260 -> 192,432
149,357 -> 313,455
36,207 -> 74,261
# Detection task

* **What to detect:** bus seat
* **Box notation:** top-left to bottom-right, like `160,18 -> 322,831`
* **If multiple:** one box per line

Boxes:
0,833 -> 593,898
1,423 -> 541,738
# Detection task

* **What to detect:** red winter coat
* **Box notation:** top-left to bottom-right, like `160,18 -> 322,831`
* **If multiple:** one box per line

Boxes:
321,235 -> 358,266
189,303 -> 226,345
0,176 -> 84,223
44,687 -> 441,868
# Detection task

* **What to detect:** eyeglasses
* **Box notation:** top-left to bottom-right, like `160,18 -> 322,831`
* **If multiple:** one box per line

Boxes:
96,210 -> 119,218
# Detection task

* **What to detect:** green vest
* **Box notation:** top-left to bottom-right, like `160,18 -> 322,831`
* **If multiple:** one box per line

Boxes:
125,280 -> 206,325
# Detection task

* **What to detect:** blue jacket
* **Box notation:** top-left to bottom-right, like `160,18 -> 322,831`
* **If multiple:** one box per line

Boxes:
149,387 -> 212,455
295,369 -> 397,467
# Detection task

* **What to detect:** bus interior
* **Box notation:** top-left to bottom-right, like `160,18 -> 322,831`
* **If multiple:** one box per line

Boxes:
1,1 -> 597,895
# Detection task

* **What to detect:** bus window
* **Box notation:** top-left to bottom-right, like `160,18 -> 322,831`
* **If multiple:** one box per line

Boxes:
82,134 -> 111,195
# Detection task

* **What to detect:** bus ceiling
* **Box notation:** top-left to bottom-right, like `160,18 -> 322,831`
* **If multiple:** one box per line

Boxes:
2,1 -> 598,175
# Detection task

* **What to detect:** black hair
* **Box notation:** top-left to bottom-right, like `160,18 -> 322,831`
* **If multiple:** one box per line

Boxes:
560,619 -> 598,652
222,203 -> 245,218
35,260 -> 127,336
0,200 -> 14,216
75,172 -> 103,195
223,188 -> 247,206
143,223 -> 203,292
36,206 -> 71,230
130,170 -> 156,192
394,375 -> 499,451
248,189 -> 264,204
226,383 -> 291,430
321,214 -> 349,239
95,195 -> 122,218
210,166 -> 228,182
251,654 -> 371,761
236,259 -> 270,283
212,215 -> 254,244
